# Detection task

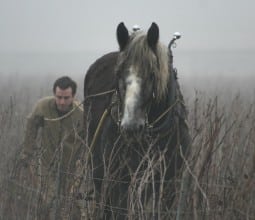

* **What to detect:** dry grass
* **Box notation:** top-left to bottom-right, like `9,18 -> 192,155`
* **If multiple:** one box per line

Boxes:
181,91 -> 255,219
0,73 -> 254,219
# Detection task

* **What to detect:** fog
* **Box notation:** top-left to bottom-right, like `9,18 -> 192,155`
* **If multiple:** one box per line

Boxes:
0,0 -> 254,94
1,2 -> 255,218
1,0 -> 255,52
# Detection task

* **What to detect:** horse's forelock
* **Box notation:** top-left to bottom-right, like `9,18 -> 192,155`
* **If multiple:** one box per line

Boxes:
116,32 -> 170,100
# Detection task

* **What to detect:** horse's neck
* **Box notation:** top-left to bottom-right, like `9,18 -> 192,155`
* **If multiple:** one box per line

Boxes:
148,69 -> 178,126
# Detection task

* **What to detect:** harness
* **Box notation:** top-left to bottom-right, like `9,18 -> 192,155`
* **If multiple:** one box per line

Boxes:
87,34 -> 185,154
44,89 -> 116,122
87,83 -> 184,156
46,34 -> 185,161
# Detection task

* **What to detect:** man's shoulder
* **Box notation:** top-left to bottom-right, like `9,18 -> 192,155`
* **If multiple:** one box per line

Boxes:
27,96 -> 55,119
33,96 -> 55,113
36,96 -> 55,107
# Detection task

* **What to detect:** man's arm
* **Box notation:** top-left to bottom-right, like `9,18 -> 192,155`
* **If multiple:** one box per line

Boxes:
22,115 -> 43,156
21,103 -> 44,159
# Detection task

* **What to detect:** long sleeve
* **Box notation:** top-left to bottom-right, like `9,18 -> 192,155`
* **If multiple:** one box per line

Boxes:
22,107 -> 44,157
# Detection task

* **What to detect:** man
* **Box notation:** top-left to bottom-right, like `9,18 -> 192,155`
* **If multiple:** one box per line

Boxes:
20,76 -> 94,219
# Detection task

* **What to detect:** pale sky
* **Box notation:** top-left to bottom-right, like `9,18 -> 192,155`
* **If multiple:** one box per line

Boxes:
1,0 -> 255,53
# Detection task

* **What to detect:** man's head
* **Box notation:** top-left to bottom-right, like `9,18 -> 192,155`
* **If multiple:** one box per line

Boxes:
53,76 -> 77,113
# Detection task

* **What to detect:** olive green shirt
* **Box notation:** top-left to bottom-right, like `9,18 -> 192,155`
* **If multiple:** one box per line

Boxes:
23,96 -> 84,171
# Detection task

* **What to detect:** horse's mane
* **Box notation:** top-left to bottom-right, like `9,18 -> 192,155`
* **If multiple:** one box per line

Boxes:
116,31 -> 170,100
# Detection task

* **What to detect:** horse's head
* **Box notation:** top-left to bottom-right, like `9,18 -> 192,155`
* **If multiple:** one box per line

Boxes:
115,22 -> 170,133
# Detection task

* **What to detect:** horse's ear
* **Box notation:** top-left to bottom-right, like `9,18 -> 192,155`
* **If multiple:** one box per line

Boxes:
117,22 -> 129,51
147,22 -> 159,49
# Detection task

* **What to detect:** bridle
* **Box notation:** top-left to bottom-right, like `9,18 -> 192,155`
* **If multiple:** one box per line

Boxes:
109,80 -> 182,134
88,32 -> 182,146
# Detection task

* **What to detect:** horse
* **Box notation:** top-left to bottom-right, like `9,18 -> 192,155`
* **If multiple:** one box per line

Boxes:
84,22 -> 191,219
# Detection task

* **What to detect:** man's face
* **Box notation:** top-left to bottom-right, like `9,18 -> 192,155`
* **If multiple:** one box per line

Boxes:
54,86 -> 74,113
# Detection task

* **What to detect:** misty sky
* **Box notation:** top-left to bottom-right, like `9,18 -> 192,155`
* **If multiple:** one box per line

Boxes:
1,0 -> 255,53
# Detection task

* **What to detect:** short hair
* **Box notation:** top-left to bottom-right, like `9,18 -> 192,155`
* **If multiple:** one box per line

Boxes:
53,76 -> 77,95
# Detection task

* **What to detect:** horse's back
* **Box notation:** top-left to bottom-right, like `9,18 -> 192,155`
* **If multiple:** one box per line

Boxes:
84,51 -> 119,143
84,51 -> 119,95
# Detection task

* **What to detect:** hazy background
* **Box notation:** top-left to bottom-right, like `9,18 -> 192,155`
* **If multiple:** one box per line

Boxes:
1,1 -> 255,218
0,0 -> 255,94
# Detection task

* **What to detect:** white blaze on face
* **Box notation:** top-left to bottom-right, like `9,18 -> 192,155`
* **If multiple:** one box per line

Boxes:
121,71 -> 141,127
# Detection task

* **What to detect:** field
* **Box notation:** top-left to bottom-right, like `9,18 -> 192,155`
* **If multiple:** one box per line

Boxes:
0,70 -> 254,219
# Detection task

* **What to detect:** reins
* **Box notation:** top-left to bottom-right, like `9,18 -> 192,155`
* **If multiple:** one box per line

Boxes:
44,89 -> 116,121
45,33 -> 181,159
87,99 -> 118,161
44,102 -> 83,122
149,98 -> 183,127
39,89 -> 116,165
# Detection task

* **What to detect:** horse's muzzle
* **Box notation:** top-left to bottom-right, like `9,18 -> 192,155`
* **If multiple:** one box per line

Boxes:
120,120 -> 145,136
